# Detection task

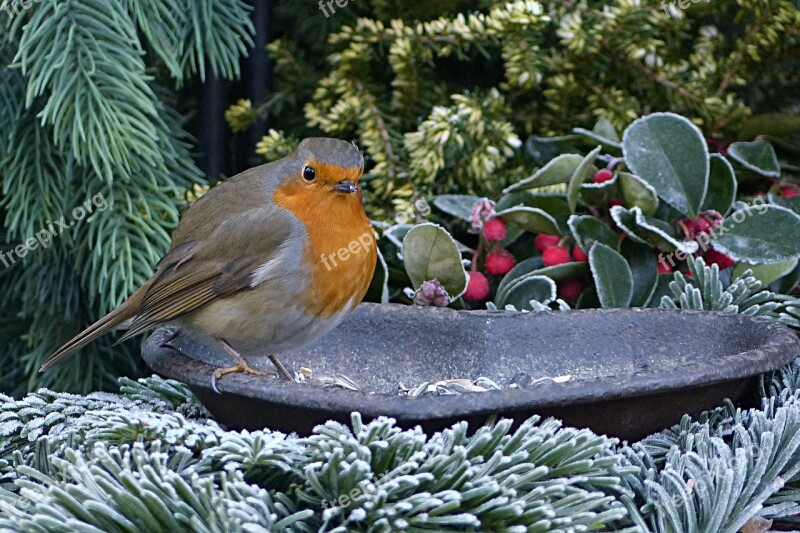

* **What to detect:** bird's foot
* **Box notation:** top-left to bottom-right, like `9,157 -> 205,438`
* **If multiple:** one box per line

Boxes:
211,363 -> 269,394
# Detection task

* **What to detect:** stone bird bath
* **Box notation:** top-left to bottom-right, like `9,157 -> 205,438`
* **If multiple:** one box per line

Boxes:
143,304 -> 800,440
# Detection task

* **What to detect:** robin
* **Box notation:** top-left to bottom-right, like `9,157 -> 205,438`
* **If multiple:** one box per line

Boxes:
40,138 -> 378,391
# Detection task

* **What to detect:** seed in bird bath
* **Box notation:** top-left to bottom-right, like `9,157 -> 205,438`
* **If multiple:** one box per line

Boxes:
298,370 -> 361,392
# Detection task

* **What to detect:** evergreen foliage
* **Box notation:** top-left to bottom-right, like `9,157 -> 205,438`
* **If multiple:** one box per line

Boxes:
659,256 -> 800,329
231,0 -> 800,220
3,369 -> 800,530
0,0 -> 254,394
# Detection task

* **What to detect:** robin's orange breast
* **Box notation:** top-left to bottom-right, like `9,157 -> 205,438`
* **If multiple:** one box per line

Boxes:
273,179 -> 377,319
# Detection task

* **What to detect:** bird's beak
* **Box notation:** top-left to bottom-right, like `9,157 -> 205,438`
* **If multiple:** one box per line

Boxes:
334,179 -> 358,193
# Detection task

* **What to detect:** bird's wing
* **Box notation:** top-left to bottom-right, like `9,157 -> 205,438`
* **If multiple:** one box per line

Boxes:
117,205 -> 305,342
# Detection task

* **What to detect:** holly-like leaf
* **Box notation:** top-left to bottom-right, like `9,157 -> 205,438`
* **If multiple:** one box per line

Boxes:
496,261 -> 587,306
496,192 -> 570,214
733,259 -> 798,287
500,276 -> 556,311
579,173 -> 617,208
702,154 -> 737,215
712,205 -> 800,263
433,194 -> 480,222
610,206 -> 699,254
573,117 -> 621,150
620,239 -> 658,307
503,153 -> 584,193
402,223 -> 468,296
496,256 -> 543,301
525,135 -> 580,166
589,243 -> 633,308
727,140 -> 780,178
496,206 -> 560,235
567,145 -> 602,213
768,193 -> 800,216
384,224 -> 413,259
568,215 -> 621,251
617,172 -> 659,216
622,112 -> 709,217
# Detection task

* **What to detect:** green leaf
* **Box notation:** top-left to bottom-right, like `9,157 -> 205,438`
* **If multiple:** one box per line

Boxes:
776,261 -> 800,293
576,286 -> 600,309
503,154 -> 584,193
610,206 -> 699,254
768,193 -> 800,216
496,192 -> 570,214
500,276 -> 556,311
525,135 -> 580,166
617,172 -> 659,216
702,155 -> 737,215
567,215 -> 620,251
733,259 -> 798,287
366,247 -> 390,303
531,262 -> 589,281
496,262 -> 587,306
622,112 -> 709,217
433,195 -> 480,222
727,140 -> 780,178
712,205 -> 800,263
384,224 -> 413,258
620,240 -> 658,307
496,206 -> 560,235
589,243 -> 633,308
567,145 -> 602,213
573,117 -> 621,150
579,173 -> 617,208
496,256 -> 543,302
402,223 -> 468,296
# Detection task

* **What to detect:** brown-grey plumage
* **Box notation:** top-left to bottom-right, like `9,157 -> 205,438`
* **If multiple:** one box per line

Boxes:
40,138 -> 376,383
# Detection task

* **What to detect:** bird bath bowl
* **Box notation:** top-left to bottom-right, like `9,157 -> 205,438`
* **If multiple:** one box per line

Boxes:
143,304 -> 800,440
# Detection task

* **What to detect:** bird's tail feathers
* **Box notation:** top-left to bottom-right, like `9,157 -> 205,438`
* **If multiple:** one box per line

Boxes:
40,304 -> 136,372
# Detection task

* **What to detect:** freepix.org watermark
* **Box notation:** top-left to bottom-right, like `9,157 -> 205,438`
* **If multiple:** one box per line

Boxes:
317,0 -> 356,18
0,192 -> 109,268
1,0 -> 44,19
320,462 -> 416,511
320,231 -> 374,271
657,196 -> 768,270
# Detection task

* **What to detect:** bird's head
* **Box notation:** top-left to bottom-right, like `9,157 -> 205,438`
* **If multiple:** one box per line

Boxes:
276,137 -> 365,202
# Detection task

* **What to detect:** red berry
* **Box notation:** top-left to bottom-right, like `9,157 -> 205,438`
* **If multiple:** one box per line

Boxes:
463,272 -> 490,302
485,249 -> 516,275
684,218 -> 710,238
593,169 -> 614,184
572,244 -> 588,262
781,186 -> 800,198
657,261 -> 673,275
754,191 -> 768,197
608,198 -> 624,208
542,246 -> 572,267
705,248 -> 735,269
534,234 -> 561,252
694,218 -> 710,234
557,279 -> 583,301
482,218 -> 507,242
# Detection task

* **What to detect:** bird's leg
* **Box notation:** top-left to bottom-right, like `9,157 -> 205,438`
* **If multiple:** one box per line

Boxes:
267,354 -> 295,382
212,339 -> 269,394
211,339 -> 294,393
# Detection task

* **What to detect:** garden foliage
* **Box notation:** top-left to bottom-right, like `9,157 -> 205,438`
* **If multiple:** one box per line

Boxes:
0,0 -> 254,394
3,369 -> 800,531
230,1 -> 800,311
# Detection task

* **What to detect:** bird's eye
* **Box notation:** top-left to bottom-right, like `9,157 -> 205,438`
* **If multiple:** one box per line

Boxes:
303,166 -> 316,182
